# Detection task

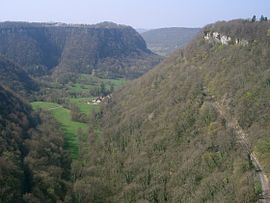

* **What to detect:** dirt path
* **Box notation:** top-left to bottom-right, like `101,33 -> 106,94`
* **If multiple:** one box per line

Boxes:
251,153 -> 270,202
47,106 -> 62,111
211,98 -> 270,202
202,87 -> 270,202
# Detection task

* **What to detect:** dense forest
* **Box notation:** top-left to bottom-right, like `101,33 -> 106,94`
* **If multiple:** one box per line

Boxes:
1,18 -> 270,203
74,20 -> 270,202
0,21 -> 161,79
0,55 -> 39,98
0,84 -> 72,202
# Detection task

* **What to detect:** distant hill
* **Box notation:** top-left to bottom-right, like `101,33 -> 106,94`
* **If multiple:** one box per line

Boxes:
136,28 -> 149,33
76,20 -> 270,202
0,21 -> 160,79
141,27 -> 201,55
0,55 -> 38,97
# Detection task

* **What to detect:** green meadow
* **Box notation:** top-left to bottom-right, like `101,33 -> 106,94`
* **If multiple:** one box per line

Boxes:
32,101 -> 88,159
69,97 -> 99,115
31,75 -> 126,159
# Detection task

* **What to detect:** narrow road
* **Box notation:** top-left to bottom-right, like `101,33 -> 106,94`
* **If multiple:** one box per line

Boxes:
203,88 -> 270,202
251,153 -> 270,202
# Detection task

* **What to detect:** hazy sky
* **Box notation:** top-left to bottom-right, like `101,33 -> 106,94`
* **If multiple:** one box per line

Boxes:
1,0 -> 270,28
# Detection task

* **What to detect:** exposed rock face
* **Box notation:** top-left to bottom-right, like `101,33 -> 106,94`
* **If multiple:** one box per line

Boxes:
0,21 -> 161,78
235,38 -> 249,46
220,35 -> 232,45
204,31 -> 248,46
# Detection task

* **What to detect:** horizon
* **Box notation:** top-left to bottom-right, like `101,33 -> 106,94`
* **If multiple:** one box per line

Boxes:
1,0 -> 270,29
0,20 -> 204,29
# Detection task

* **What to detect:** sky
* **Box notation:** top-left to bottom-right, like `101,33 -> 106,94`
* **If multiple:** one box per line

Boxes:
1,0 -> 270,29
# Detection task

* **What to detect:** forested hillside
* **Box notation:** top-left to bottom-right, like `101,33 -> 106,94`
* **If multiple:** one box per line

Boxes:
0,21 -> 160,79
0,55 -> 38,97
141,27 -> 200,56
75,20 -> 270,202
0,84 -> 72,202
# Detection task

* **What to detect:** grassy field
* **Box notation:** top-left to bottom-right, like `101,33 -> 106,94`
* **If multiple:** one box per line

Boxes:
32,75 -> 127,159
31,102 -> 61,109
70,97 -> 99,115
66,75 -> 126,96
32,101 -> 88,159
79,74 -> 127,89
68,83 -> 93,94
102,78 -> 127,89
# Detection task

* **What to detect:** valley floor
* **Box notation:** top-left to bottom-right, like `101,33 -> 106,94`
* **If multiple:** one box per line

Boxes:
32,101 -> 88,158
31,74 -> 126,159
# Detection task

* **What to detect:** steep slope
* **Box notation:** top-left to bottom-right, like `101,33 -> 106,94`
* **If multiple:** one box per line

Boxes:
0,22 -> 65,75
0,84 -> 71,202
75,20 -> 270,202
141,27 -> 201,56
0,55 -> 39,97
0,84 -> 35,202
0,21 -> 160,78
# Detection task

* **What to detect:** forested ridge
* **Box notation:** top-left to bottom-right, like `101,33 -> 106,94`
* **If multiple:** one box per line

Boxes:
0,55 -> 38,98
1,18 -> 270,203
74,20 -> 270,202
0,21 -> 160,79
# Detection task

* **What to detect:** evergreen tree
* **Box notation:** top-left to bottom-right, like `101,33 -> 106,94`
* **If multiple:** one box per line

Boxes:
259,15 -> 268,22
100,82 -> 106,96
251,15 -> 256,22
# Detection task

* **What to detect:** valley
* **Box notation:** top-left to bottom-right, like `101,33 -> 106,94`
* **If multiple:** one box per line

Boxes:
32,101 -> 87,159
31,74 -> 126,159
0,16 -> 270,203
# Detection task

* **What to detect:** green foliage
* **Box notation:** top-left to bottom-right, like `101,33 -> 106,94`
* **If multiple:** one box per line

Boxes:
32,73 -> 126,160
0,21 -> 161,79
254,177 -> 262,196
255,138 -> 270,176
37,74 -> 126,102
0,55 -> 39,98
260,15 -> 268,22
31,101 -> 88,159
0,85 -> 72,202
2,19 -> 270,202
251,15 -> 256,22
70,97 -> 99,115
24,111 -> 72,202
73,20 -> 270,202
100,82 -> 106,96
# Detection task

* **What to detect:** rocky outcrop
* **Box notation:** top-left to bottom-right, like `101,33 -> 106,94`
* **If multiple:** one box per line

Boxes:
235,38 -> 249,46
204,31 -> 248,46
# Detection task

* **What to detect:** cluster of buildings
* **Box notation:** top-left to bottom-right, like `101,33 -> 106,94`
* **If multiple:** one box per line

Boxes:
89,94 -> 112,105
